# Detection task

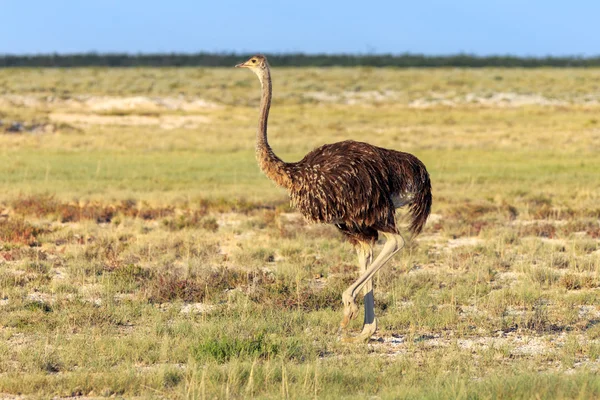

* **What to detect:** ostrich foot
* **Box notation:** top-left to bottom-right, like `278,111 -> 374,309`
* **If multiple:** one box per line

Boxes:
341,320 -> 377,343
340,290 -> 359,329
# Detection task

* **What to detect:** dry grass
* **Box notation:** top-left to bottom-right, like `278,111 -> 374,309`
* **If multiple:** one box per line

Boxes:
0,218 -> 46,246
0,67 -> 600,398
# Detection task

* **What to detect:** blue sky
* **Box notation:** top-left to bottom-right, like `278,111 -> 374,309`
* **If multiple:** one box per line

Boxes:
2,0 -> 598,56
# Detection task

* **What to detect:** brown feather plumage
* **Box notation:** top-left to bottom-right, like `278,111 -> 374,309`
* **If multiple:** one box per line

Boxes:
284,140 -> 431,245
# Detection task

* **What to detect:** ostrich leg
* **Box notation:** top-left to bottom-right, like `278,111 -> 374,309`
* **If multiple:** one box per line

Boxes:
341,244 -> 376,342
340,232 -> 405,341
359,245 -> 375,333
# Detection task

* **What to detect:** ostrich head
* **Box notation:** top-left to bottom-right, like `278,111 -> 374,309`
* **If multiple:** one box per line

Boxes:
235,55 -> 270,84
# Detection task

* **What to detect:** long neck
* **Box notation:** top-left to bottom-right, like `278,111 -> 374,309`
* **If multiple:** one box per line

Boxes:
255,68 -> 291,189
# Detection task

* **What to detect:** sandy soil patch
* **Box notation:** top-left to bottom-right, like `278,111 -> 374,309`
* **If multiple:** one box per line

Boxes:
180,302 -> 215,314
447,237 -> 484,248
303,91 -> 600,107
81,96 -> 220,111
374,331 -> 599,362
304,90 -> 400,104
409,92 -> 575,108
0,95 -> 221,111
49,113 -> 210,129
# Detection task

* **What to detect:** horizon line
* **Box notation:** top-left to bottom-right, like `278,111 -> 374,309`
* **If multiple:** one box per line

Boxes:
2,51 -> 600,59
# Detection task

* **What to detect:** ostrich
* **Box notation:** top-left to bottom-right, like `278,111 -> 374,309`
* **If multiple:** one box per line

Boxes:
236,55 -> 432,342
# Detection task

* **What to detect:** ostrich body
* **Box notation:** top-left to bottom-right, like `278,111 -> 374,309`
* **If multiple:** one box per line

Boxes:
236,55 -> 432,342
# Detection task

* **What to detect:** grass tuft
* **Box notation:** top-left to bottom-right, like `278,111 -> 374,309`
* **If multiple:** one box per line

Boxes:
0,218 -> 46,245
193,333 -> 280,363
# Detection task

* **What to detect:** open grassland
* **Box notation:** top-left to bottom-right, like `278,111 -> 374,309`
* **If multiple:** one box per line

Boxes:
1,67 -> 600,398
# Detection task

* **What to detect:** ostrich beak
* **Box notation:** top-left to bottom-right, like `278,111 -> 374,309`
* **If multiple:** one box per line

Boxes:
235,62 -> 247,68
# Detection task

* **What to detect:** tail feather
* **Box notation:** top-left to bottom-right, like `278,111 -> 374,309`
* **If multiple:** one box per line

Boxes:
408,170 -> 432,236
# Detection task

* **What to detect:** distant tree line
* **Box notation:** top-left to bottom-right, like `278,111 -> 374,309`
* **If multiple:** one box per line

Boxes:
1,52 -> 600,68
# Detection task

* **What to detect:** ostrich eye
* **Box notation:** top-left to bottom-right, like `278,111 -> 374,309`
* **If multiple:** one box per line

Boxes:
251,59 -> 257,63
